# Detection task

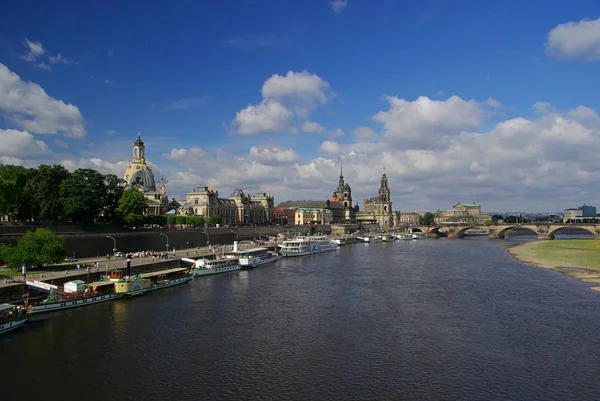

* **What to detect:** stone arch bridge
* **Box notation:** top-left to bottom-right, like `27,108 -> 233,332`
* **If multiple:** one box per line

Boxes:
408,223 -> 600,240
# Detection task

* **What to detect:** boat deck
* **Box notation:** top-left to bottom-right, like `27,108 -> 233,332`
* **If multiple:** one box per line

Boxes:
139,268 -> 188,278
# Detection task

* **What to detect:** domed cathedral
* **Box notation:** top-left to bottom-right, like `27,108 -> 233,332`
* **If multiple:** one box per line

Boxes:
360,167 -> 394,228
331,165 -> 358,220
123,131 -> 168,216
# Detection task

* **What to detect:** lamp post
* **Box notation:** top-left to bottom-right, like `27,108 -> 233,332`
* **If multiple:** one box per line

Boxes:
106,236 -> 117,256
159,232 -> 169,252
203,230 -> 210,248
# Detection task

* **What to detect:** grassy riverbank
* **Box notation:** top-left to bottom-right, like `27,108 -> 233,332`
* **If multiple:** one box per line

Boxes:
506,240 -> 600,293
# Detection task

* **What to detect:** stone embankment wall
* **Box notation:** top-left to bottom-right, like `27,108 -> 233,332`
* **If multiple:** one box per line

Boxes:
0,225 -> 332,258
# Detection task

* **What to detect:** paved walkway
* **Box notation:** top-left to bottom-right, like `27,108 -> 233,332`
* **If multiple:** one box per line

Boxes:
0,241 -> 277,288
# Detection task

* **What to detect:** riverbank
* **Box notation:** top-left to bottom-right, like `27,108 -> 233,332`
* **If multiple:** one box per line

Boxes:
506,240 -> 600,293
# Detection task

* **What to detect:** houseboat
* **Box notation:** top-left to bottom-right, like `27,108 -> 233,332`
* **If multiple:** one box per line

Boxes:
0,304 -> 29,335
279,236 -> 338,257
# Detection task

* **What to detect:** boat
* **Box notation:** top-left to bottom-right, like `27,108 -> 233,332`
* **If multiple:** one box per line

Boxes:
229,246 -> 279,269
333,237 -> 347,246
411,232 -> 427,240
185,256 -> 241,276
463,228 -> 489,236
140,268 -> 193,292
381,234 -> 397,242
0,304 -> 29,335
363,235 -> 383,243
397,233 -> 412,240
279,236 -> 338,257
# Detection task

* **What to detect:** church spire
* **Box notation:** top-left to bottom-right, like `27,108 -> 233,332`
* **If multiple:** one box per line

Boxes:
338,163 -> 344,189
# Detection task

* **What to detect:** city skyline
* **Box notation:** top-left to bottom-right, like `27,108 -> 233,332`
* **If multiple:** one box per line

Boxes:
0,1 -> 599,212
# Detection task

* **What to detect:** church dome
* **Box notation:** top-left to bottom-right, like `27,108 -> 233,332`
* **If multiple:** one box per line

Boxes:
129,166 -> 156,191
230,188 -> 244,198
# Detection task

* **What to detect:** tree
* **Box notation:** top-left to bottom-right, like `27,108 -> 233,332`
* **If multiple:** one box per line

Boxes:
420,212 -> 435,226
166,215 -> 177,226
0,165 -> 38,221
116,189 -> 148,227
100,174 -> 126,223
207,216 -> 221,225
60,169 -> 107,224
28,164 -> 71,221
0,228 -> 66,270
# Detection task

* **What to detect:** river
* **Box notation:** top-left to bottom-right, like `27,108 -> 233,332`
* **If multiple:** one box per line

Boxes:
2,237 -> 600,400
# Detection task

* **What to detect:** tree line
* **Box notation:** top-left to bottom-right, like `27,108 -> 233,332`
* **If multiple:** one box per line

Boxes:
0,164 -> 148,226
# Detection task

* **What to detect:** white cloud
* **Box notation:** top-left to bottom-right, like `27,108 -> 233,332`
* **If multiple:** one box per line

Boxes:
248,146 -> 299,164
353,126 -> 377,141
546,17 -> 600,60
233,99 -> 292,135
21,39 -> 45,62
49,53 -> 74,65
319,140 -> 341,155
0,63 -> 86,138
0,129 -> 51,158
533,101 -> 553,114
373,95 -> 483,148
330,0 -> 348,14
232,70 -> 332,135
37,63 -> 52,71
301,121 -> 325,133
54,139 -> 68,149
105,129 -> 118,136
289,127 -> 299,134
328,128 -> 344,138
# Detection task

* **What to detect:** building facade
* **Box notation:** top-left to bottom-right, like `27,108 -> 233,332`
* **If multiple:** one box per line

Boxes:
123,132 -> 168,216
564,205 -> 597,222
358,168 -> 394,228
395,212 -> 421,228
331,167 -> 358,220
295,208 -> 334,225
185,185 -> 274,225
435,203 -> 491,225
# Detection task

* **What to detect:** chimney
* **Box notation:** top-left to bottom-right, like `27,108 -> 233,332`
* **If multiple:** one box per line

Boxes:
233,241 -> 238,252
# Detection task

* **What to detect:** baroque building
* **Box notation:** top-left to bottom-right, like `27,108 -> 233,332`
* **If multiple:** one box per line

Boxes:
435,203 -> 492,225
358,168 -> 394,228
331,166 -> 358,220
185,184 -> 274,226
123,132 -> 168,216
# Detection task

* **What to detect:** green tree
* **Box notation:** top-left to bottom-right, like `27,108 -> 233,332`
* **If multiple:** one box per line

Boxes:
100,174 -> 126,223
0,228 -> 66,270
175,215 -> 187,225
207,216 -> 221,225
419,212 -> 435,226
166,215 -> 176,226
0,165 -> 38,221
28,164 -> 71,221
60,169 -> 107,224
116,189 -> 148,227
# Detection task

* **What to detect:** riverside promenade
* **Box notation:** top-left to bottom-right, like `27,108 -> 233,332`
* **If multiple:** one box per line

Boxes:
0,241 -> 278,292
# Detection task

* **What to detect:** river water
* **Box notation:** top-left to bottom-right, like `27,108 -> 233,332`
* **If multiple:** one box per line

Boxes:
2,237 -> 600,400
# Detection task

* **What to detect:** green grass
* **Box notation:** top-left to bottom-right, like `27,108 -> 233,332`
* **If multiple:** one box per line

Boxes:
533,240 -> 600,271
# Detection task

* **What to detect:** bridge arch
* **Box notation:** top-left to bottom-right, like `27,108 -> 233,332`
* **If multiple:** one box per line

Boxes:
495,226 -> 537,238
547,225 -> 598,239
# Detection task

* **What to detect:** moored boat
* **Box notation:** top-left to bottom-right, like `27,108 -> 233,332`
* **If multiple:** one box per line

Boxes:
0,303 -> 29,335
183,256 -> 241,276
279,236 -> 338,257
333,237 -> 347,246
141,268 -> 193,291
229,244 -> 278,269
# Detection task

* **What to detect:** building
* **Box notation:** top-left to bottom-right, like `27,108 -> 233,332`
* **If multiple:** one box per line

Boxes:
435,203 -> 491,225
123,132 -> 168,216
395,212 -> 420,228
330,167 -> 359,221
276,200 -> 346,223
358,168 -> 394,228
185,185 -> 274,226
272,208 -> 289,226
295,208 -> 334,225
564,205 -> 597,222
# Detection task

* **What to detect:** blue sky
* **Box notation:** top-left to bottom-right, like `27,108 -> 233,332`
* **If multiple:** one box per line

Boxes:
1,0 -> 600,212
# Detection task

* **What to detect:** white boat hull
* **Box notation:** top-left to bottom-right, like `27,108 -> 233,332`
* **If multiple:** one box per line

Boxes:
0,317 -> 28,335
31,293 -> 122,315
239,255 -> 279,268
194,265 -> 241,276
281,244 -> 337,257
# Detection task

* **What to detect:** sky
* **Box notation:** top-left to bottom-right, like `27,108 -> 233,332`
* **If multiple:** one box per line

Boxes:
1,0 -> 600,213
